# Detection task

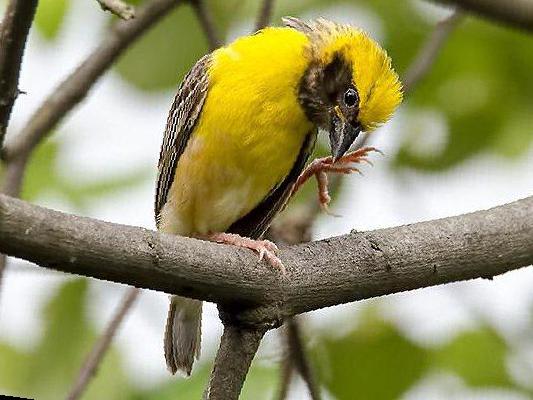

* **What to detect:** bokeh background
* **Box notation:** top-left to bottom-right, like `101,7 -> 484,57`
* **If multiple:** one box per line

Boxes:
1,0 -> 533,399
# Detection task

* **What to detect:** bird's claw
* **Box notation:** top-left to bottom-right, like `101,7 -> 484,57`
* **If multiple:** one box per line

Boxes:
205,233 -> 285,273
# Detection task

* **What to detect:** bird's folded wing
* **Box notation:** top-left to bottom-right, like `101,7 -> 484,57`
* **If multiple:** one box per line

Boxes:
155,54 -> 211,226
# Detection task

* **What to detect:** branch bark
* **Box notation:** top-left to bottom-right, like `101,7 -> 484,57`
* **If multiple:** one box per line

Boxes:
96,0 -> 135,20
1,193 -> 531,324
204,321 -> 266,399
430,0 -> 533,32
0,0 -> 38,149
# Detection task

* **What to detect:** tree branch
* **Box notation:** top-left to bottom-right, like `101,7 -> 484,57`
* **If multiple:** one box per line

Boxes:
189,0 -> 221,51
0,0 -> 38,149
96,0 -> 135,20
430,0 -> 533,32
0,0 -> 182,325
1,193 -> 531,324
403,10 -> 463,93
255,0 -> 275,31
2,0 -> 184,169
65,287 -> 140,400
204,321 -> 266,400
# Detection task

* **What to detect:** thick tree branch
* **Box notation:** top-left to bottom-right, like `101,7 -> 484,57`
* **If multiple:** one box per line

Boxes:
0,0 -> 38,149
189,0 -> 221,51
2,0 -> 184,167
65,287 -> 140,400
0,194 -> 531,324
430,0 -> 533,32
204,321 -> 266,400
96,0 -> 135,20
255,0 -> 275,31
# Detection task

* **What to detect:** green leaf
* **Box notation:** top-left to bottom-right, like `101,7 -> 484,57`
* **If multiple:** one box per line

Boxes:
311,309 -> 429,400
434,328 -> 513,388
115,4 -> 210,91
35,0 -> 70,40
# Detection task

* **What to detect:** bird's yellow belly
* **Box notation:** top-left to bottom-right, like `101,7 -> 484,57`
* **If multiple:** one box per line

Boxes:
160,123 -> 310,236
158,27 -> 314,236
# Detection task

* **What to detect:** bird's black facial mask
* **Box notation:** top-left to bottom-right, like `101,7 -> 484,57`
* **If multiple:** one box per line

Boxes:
329,110 -> 361,161
298,52 -> 362,159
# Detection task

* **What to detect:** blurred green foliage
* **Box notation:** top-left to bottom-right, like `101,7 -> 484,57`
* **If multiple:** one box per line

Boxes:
0,280 -> 133,400
310,308 -> 532,399
2,280 -> 531,399
3,0 -> 533,399
34,0 -> 70,39
13,140 -> 151,211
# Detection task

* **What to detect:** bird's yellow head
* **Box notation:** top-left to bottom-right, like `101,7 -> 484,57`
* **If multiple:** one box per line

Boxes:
284,17 -> 403,160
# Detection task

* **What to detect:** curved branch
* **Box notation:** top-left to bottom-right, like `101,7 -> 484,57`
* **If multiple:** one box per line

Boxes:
430,0 -> 533,32
0,194 -> 531,323
0,0 -> 38,148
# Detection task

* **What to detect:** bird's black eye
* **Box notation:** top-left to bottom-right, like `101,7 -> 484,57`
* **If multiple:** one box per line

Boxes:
343,88 -> 358,108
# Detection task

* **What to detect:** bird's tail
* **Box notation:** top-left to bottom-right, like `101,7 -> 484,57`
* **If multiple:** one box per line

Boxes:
164,295 -> 202,376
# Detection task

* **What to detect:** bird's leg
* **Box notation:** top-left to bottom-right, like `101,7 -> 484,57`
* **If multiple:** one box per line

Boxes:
292,146 -> 382,212
202,232 -> 285,273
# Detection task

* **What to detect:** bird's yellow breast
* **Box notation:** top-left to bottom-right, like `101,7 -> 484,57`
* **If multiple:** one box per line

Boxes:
162,28 -> 314,235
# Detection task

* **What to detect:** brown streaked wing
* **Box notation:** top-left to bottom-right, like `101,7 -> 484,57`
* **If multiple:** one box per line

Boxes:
155,54 -> 211,226
228,130 -> 317,239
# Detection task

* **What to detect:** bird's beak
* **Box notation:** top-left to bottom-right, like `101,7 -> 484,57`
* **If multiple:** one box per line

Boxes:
329,106 -> 362,161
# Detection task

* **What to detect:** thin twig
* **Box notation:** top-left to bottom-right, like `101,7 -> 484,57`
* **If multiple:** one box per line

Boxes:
255,0 -> 275,31
65,287 -> 140,400
276,318 -> 322,400
0,0 -> 38,149
189,0 -> 221,51
280,318 -> 321,400
403,10 -> 463,93
276,347 -> 293,400
2,0 -> 185,170
96,0 -> 135,20
205,320 -> 267,400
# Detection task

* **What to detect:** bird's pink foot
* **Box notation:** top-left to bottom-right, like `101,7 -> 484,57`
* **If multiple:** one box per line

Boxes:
205,232 -> 285,273
292,146 -> 382,212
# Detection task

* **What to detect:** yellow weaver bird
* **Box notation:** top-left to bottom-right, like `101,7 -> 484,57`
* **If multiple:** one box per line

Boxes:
155,17 -> 402,375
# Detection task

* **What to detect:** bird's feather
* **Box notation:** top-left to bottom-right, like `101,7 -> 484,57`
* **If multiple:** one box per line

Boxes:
155,54 -> 211,226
